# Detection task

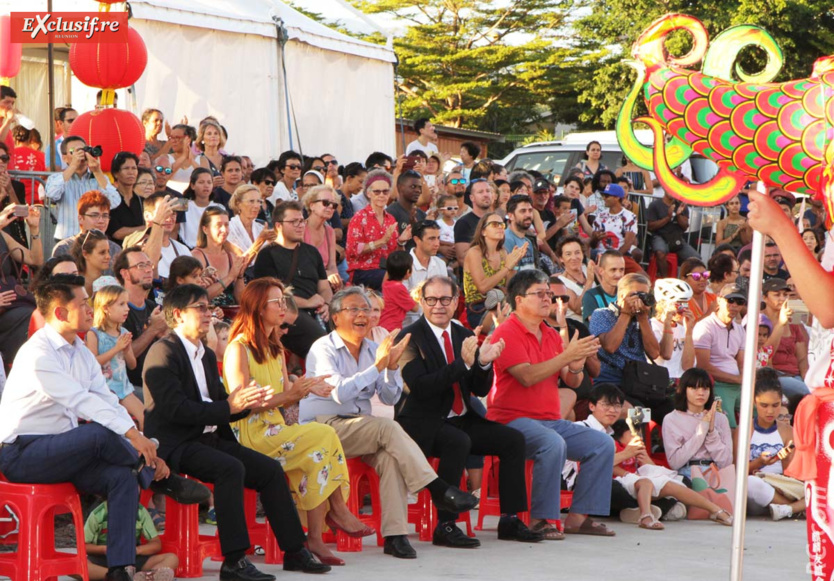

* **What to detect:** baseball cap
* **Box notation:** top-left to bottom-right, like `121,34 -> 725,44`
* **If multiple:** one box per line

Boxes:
769,188 -> 796,207
484,288 -> 505,311
762,278 -> 789,294
719,284 -> 746,301
533,178 -> 550,192
602,183 -> 625,198
758,314 -> 773,333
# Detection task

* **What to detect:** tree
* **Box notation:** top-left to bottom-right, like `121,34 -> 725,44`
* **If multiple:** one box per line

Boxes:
346,0 -> 588,134
575,0 -> 834,128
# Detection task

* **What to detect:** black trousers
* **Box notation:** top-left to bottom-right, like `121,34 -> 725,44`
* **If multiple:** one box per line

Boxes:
424,413 -> 528,523
175,433 -> 306,556
608,480 -> 677,517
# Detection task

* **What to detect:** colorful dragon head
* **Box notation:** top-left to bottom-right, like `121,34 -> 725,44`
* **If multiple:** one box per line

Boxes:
618,14 -> 834,217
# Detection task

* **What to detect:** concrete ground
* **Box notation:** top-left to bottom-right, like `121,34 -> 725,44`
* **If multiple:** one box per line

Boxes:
101,513 -> 808,581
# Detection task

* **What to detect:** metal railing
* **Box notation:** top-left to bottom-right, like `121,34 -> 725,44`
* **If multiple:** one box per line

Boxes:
8,170 -> 59,257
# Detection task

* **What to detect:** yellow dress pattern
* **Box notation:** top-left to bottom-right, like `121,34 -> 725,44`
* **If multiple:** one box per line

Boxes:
225,336 -> 349,510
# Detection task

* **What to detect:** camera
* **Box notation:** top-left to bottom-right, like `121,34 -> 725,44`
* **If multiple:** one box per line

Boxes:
81,145 -> 103,157
635,291 -> 656,308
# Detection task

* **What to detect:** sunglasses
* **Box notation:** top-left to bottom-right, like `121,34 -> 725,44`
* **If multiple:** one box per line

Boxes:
285,164 -> 302,170
551,294 -> 571,304
725,297 -> 747,306
449,179 -> 466,185
315,200 -> 338,208
154,166 -> 173,175
439,206 -> 459,212
687,271 -> 711,281
263,180 -> 275,186
0,155 -> 8,163
325,159 -> 339,166
486,221 -> 506,229
312,166 -> 326,173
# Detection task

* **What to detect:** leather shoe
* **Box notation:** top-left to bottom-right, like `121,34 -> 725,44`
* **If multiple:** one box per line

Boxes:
432,485 -> 479,514
383,535 -> 417,559
283,548 -> 332,573
219,557 -> 276,581
150,474 -> 211,505
497,516 -> 544,542
104,566 -> 135,581
432,522 -> 481,548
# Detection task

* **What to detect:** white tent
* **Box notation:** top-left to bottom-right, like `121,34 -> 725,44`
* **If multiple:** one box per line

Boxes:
3,0 -> 397,166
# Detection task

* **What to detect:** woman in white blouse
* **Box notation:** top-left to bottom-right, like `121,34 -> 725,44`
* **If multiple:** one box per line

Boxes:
228,184 -> 275,256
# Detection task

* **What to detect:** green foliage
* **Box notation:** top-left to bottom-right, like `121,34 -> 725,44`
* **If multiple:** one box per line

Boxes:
574,0 -> 834,128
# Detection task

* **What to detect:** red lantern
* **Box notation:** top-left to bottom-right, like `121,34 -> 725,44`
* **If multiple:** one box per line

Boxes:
0,15 -> 22,79
69,109 -> 144,172
69,26 -> 147,89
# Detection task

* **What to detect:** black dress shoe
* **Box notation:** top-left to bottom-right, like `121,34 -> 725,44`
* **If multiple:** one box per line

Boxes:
432,522 -> 481,548
150,474 -> 211,505
283,547 -> 332,574
497,516 -> 544,542
219,557 -> 276,581
432,485 -> 479,514
383,535 -> 417,559
104,566 -> 134,581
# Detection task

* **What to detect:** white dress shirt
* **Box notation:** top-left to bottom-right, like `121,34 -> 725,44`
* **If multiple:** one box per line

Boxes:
173,329 -> 217,433
0,324 -> 136,443
404,249 -> 449,326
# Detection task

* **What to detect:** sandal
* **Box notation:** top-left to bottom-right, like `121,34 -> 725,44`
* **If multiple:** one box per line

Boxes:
709,509 -> 733,526
638,514 -> 664,531
531,520 -> 565,541
564,517 -> 616,537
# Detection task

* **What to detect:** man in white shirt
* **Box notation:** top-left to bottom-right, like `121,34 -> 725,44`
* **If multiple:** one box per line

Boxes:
404,220 -> 448,326
405,118 -> 439,156
0,274 -> 201,581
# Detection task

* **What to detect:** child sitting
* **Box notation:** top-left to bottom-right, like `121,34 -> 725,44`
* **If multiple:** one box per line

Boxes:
379,250 -> 418,331
84,500 -> 178,581
85,284 -> 141,429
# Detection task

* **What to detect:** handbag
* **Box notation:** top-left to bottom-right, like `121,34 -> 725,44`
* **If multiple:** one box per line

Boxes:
0,247 -> 36,314
688,463 -> 736,519
622,360 -> 670,404
659,227 -> 684,252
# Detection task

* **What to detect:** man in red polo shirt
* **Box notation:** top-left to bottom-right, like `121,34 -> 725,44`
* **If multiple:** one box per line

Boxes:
488,269 -> 617,538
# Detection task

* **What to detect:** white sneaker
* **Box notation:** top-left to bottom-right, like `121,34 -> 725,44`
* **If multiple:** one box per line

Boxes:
769,503 -> 793,521
662,502 -> 687,522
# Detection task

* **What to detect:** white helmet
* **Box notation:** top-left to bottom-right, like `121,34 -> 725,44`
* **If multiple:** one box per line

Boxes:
654,278 -> 693,304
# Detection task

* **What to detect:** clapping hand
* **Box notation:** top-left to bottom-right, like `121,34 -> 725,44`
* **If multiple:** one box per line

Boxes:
461,335 -> 478,368
506,241 -> 529,270
478,337 -> 505,366
228,380 -> 275,414
562,330 -> 600,363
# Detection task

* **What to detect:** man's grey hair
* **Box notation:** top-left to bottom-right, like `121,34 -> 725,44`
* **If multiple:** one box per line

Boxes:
508,170 -> 534,185
331,287 -> 371,315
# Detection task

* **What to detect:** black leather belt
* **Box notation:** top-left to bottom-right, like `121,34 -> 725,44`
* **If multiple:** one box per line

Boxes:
688,459 -> 714,466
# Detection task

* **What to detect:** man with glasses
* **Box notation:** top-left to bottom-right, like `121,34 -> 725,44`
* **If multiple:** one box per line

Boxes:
123,193 -> 187,282
45,106 -> 77,170
253,201 -> 330,358
267,151 -> 302,204
487,269 -> 614,538
693,284 -> 747,435
144,284 -> 330,577
397,276 -> 542,545
453,179 -> 494,261
115,247 -> 169,393
45,135 -> 122,240
52,190 -> 123,270
302,287 -> 479,559
444,171 -> 467,212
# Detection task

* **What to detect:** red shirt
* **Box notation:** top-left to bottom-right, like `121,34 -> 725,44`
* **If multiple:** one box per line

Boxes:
345,205 -> 398,272
772,322 -> 808,376
615,440 -> 638,474
11,146 -> 45,203
486,313 -> 564,424
379,280 -> 415,331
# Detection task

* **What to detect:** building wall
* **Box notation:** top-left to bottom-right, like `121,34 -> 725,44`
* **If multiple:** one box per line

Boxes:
395,126 -> 491,159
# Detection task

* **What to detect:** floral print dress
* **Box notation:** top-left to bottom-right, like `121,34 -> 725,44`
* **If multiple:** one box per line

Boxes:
224,336 -> 349,509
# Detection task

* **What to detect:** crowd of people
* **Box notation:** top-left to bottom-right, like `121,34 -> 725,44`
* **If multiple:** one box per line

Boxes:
0,88 -> 819,580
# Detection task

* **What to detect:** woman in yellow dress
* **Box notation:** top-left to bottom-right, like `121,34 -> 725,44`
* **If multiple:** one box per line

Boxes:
224,277 -> 374,566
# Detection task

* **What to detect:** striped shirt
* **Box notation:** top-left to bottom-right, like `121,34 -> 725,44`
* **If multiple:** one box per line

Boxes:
45,170 -> 121,240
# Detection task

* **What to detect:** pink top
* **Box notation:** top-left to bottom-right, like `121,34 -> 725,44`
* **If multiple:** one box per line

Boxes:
345,205 -> 398,273
662,409 -> 733,470
303,223 -> 334,270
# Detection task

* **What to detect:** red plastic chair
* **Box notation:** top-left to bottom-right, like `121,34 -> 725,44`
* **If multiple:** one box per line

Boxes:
0,478 -> 89,581
334,458 -> 383,552
157,494 -> 220,578
407,458 -> 474,541
647,252 -> 679,283
645,420 -> 670,468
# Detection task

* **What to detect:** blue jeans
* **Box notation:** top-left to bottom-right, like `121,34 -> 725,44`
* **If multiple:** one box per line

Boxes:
507,417 -> 615,520
0,423 -> 140,568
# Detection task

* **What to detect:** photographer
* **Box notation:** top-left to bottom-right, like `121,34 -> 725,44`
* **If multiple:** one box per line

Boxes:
589,274 -> 674,422
45,136 -> 121,241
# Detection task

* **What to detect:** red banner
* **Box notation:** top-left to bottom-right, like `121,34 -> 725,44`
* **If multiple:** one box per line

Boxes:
10,12 -> 128,43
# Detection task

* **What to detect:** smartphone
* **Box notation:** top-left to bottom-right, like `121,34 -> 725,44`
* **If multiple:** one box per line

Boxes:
12,205 -> 27,217
676,302 -> 687,313
715,396 -> 723,413
424,174 -> 436,187
172,197 -> 189,212
787,299 -> 809,326
403,155 -> 420,172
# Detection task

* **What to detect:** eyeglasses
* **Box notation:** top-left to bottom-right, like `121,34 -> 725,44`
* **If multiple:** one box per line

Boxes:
448,179 -> 466,185
312,166 -> 326,173
81,228 -> 105,246
154,166 -> 173,175
325,159 -> 339,166
597,401 -> 623,410
687,271 -> 710,281
338,307 -> 371,315
551,294 -> 571,303
128,261 -> 154,271
486,221 -> 506,229
315,200 -> 338,208
423,296 -> 454,306
184,303 -> 211,313
263,180 -> 275,186
369,188 -> 390,196
84,212 -> 110,220
0,155 -> 9,163
777,413 -> 792,422
266,297 -> 287,308
725,297 -> 747,306
440,206 -> 459,212
281,219 -> 307,227
285,164 -> 302,170
525,290 -> 554,300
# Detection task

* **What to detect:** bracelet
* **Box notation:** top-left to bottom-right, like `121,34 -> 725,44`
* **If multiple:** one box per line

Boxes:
152,221 -> 162,226
30,234 -> 40,240
568,367 -> 584,375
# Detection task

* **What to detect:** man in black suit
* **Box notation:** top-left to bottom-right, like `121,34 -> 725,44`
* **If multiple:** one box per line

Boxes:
143,284 -> 330,580
397,275 -> 544,546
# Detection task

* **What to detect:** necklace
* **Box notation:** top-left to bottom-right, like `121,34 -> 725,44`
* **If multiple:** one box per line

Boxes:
564,269 -> 586,285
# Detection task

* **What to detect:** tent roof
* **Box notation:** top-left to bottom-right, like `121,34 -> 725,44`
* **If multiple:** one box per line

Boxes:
131,0 -> 396,63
